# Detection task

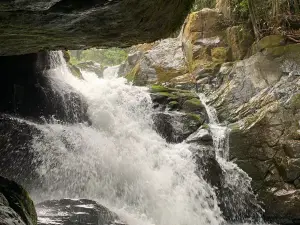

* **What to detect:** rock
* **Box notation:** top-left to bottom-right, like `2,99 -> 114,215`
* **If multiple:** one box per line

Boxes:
186,127 -> 213,146
183,8 -> 225,45
68,64 -> 84,79
150,85 -> 207,143
36,199 -> 125,225
182,98 -> 205,112
0,115 -> 41,188
0,176 -> 37,225
120,38 -> 187,85
153,112 -> 204,143
226,26 -> 254,60
211,47 -> 230,63
0,52 -> 89,123
76,61 -> 104,78
216,0 -> 231,19
0,0 -> 61,11
0,0 -> 194,56
251,35 -> 285,55
207,43 -> 300,223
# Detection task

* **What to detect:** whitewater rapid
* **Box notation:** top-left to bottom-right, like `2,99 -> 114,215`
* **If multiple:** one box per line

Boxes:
18,51 -> 272,225
29,52 -> 223,225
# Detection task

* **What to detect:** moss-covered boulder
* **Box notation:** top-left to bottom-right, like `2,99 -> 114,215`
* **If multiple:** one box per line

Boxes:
182,98 -> 205,112
150,85 -> 207,143
251,35 -> 285,55
0,176 -> 37,225
0,0 -> 194,56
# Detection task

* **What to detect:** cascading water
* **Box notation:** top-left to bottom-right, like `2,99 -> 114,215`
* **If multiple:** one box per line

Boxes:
28,52 -> 223,225
12,51 -> 272,225
198,94 -> 264,223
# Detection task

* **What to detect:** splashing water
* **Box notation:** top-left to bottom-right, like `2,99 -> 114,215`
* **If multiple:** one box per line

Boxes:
13,51 -> 272,225
198,94 -> 264,223
29,52 -> 224,225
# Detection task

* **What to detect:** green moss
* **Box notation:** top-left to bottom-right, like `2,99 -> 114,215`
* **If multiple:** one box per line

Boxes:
0,176 -> 37,225
125,63 -> 140,82
251,35 -> 285,54
177,92 -> 198,99
211,47 -> 230,63
187,113 -> 202,122
168,101 -> 179,110
68,64 -> 83,79
185,113 -> 205,128
157,92 -> 177,98
201,123 -> 210,129
229,122 -> 241,132
150,85 -> 171,93
182,98 -> 204,112
264,44 -> 300,58
155,67 -> 184,83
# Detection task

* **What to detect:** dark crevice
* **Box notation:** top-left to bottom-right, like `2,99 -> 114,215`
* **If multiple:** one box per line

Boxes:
49,0 -> 122,13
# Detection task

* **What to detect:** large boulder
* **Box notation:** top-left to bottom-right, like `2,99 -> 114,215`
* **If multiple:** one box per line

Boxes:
0,0 -> 194,56
0,52 -> 88,123
149,85 -> 207,143
207,43 -> 300,224
119,38 -> 187,85
0,176 -> 37,225
0,115 -> 41,189
37,199 -> 126,225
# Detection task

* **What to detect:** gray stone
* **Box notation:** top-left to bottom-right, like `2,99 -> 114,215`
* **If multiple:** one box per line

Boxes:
0,0 -> 194,55
37,199 -> 125,225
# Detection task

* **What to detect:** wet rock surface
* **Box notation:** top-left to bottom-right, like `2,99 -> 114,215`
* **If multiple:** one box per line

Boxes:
0,115 -> 41,188
37,199 -> 126,225
150,85 -> 207,143
206,43 -> 300,224
0,176 -> 37,225
0,52 -> 88,123
0,0 -> 194,55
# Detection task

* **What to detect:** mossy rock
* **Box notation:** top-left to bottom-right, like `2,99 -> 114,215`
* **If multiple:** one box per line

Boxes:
211,47 -> 230,63
150,85 -> 173,93
182,98 -> 204,112
68,64 -> 83,79
0,176 -> 37,225
226,25 -> 254,60
183,113 -> 205,131
251,35 -> 285,54
168,101 -> 179,110
125,63 -> 141,83
157,92 -> 178,99
187,113 -> 205,124
155,67 -> 185,83
264,43 -> 300,58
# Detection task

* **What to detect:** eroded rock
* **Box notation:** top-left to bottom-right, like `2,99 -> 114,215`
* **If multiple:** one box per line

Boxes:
37,199 -> 125,225
207,43 -> 300,224
0,176 -> 37,225
0,0 -> 194,55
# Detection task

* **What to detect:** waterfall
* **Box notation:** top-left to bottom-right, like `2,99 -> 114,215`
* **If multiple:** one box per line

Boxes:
198,94 -> 264,222
8,51 -> 272,225
28,51 -> 224,225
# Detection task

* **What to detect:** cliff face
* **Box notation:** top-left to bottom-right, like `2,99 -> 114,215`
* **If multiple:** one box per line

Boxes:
0,0 -> 194,55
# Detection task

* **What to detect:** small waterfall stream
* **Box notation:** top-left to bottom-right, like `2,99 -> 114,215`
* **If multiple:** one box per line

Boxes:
6,51 -> 273,225
198,94 -> 264,223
